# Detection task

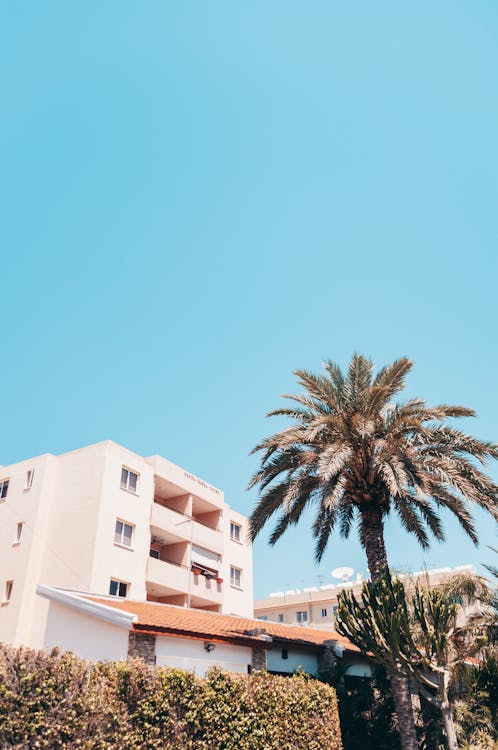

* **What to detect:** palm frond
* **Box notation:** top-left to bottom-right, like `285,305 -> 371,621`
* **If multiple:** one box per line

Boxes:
322,359 -> 345,396
393,500 -> 430,548
312,504 -> 339,562
369,357 -> 413,413
249,354 -> 498,578
338,501 -> 355,538
343,353 -> 373,411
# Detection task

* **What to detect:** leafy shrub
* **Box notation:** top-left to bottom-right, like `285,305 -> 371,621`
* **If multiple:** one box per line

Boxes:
0,644 -> 342,749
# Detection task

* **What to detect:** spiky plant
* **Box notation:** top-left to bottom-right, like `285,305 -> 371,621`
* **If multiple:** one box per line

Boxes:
336,572 -> 492,750
249,354 -> 498,580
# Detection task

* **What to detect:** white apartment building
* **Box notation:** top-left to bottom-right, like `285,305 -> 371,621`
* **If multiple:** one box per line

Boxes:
0,440 -> 253,650
254,565 -> 475,629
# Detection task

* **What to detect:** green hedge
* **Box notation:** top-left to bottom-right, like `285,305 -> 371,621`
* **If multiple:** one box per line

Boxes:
0,643 -> 342,749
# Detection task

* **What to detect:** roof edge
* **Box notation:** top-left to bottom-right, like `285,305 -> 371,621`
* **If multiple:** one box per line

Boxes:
36,585 -> 138,630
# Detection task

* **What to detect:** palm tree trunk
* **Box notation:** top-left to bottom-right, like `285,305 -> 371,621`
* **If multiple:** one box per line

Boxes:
360,505 -> 389,582
360,506 -> 419,750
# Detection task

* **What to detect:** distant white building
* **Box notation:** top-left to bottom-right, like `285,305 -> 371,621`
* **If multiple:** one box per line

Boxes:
254,565 -> 475,629
0,440 -> 253,650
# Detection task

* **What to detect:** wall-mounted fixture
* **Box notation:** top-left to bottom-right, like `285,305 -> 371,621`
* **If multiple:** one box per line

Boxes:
204,642 -> 215,653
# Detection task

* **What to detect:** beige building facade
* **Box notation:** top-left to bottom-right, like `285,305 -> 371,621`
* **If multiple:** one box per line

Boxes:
254,565 -> 475,630
0,440 -> 253,649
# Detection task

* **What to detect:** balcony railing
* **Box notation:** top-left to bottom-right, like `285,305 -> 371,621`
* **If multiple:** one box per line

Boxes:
146,556 -> 189,593
150,502 -> 224,555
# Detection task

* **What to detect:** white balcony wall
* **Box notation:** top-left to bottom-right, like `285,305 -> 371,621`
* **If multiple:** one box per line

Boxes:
191,522 -> 224,555
190,572 -> 223,605
150,503 -> 190,541
147,557 -> 188,594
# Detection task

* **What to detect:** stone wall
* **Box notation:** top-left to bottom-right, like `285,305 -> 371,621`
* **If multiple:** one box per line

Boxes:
128,631 -> 156,665
317,639 -> 338,681
251,646 -> 267,671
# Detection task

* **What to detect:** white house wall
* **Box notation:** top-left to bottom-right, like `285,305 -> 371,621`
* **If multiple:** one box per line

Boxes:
43,600 -> 130,662
267,647 -> 318,676
155,634 -> 252,677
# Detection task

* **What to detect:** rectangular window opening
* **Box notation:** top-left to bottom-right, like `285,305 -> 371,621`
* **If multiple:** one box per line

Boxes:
25,470 -> 34,490
321,608 -> 327,617
114,519 -> 134,548
15,522 -> 23,544
230,522 -> 241,542
109,579 -> 128,597
120,467 -> 139,493
230,566 -> 242,588
5,580 -> 13,602
0,479 -> 9,501
296,611 -> 308,624
277,614 -> 284,623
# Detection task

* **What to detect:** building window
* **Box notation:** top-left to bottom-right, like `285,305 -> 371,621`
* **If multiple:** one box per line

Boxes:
277,614 -> 284,623
5,580 -> 13,603
25,470 -> 34,490
149,548 -> 160,559
0,479 -> 9,501
14,523 -> 23,544
230,566 -> 242,588
281,648 -> 288,660
321,608 -> 327,617
114,519 -> 134,548
258,615 -> 268,621
109,579 -> 128,597
296,611 -> 308,624
230,522 -> 241,542
120,467 -> 138,493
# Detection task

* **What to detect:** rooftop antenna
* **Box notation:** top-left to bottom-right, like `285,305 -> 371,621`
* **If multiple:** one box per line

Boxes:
331,566 -> 354,583
315,574 -> 325,587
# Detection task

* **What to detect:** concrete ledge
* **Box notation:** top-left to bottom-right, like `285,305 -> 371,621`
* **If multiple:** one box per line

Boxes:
36,585 -> 137,630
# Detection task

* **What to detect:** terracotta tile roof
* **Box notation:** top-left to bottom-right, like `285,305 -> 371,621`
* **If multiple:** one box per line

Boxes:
84,595 -> 360,653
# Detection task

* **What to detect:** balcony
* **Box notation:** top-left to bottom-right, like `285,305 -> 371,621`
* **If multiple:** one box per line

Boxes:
151,502 -> 224,555
146,557 -> 223,609
146,556 -> 188,596
191,519 -> 223,555
190,570 -> 223,606
150,503 -> 191,543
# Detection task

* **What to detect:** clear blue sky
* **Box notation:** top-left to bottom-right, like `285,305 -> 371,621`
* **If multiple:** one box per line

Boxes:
1,3 -> 497,598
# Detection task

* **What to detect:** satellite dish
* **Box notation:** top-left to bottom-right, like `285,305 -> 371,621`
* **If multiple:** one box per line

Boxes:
332,566 -> 354,582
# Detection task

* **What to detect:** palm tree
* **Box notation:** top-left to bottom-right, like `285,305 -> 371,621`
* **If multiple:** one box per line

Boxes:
248,354 -> 498,750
